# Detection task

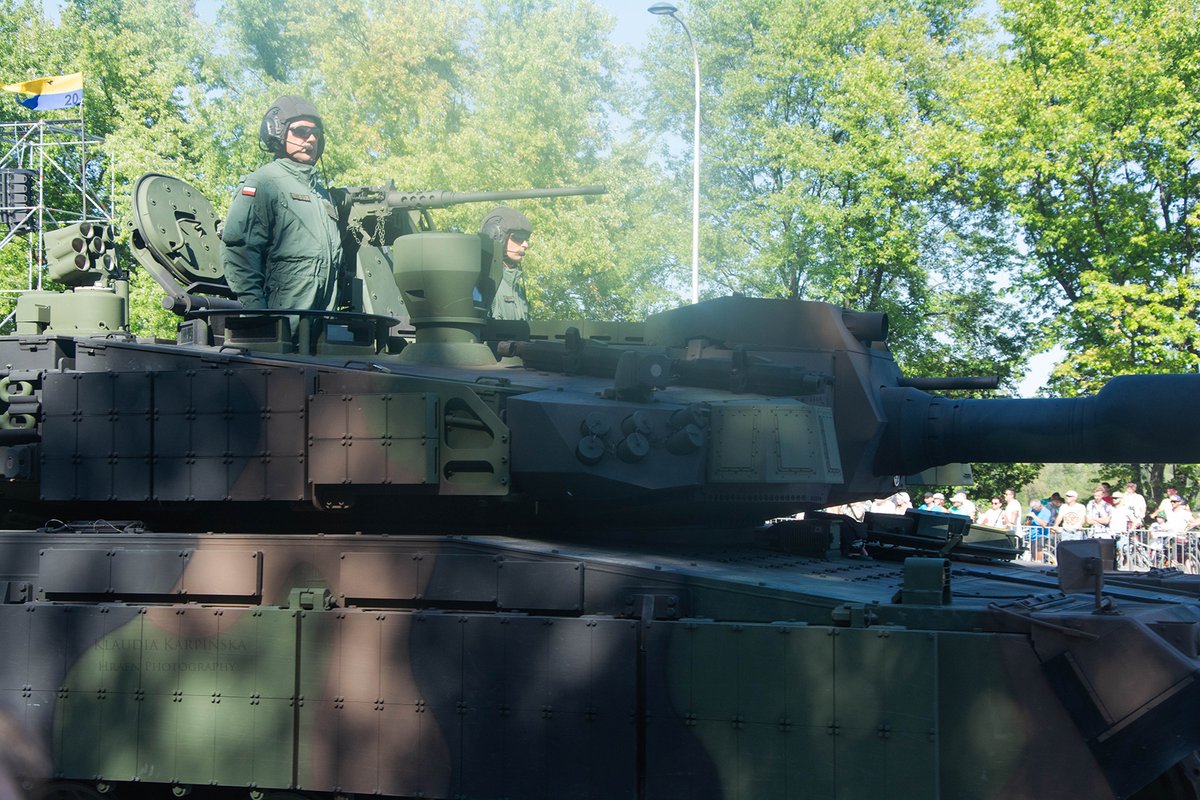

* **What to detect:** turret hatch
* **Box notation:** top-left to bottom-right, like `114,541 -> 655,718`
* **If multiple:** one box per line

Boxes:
129,173 -> 234,308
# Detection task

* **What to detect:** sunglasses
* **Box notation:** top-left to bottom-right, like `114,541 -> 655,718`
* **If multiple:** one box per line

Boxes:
288,125 -> 322,140
509,232 -> 531,245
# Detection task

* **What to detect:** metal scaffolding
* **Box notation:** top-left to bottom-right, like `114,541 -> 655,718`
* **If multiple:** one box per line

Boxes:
0,117 -> 113,328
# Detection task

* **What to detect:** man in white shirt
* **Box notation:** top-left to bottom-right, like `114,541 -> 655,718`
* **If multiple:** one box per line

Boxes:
1085,486 -> 1112,534
1055,490 -> 1087,540
1165,495 -> 1194,533
1123,482 -> 1147,529
1001,488 -> 1022,531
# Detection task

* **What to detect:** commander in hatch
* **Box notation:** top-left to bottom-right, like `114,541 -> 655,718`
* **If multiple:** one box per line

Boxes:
221,95 -> 343,311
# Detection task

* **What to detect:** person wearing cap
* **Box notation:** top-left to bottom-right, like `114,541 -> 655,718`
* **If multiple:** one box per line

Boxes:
1164,493 -> 1194,533
929,492 -> 947,512
949,491 -> 975,520
479,207 -> 533,321
1153,485 -> 1181,517
1054,490 -> 1086,540
1108,491 -> 1135,533
222,95 -> 343,312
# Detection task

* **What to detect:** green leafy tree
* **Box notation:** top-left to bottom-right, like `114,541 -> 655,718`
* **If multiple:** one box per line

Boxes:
639,0 -> 1036,375
978,0 -> 1200,486
968,462 -> 1045,507
35,0 -> 240,337
432,0 -> 677,319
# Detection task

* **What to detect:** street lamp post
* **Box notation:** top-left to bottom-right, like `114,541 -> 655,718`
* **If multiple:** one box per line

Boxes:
648,2 -> 701,305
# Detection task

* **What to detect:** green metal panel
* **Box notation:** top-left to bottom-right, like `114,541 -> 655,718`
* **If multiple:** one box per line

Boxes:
171,615 -> 223,701
296,609 -> 383,793
56,608 -> 143,781
736,724 -> 790,799
210,608 -> 298,787
308,392 -> 439,486
135,607 -> 186,781
209,697 -> 290,787
650,620 -> 840,800
779,627 -> 837,800
685,622 -> 741,724
14,289 -> 126,336
167,692 -> 219,784
293,608 -> 334,792
708,401 -> 843,484
833,628 -> 938,800
526,318 -> 647,344
356,244 -> 407,320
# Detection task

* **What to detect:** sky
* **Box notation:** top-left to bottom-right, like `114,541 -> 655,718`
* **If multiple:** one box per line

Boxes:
597,0 -> 659,49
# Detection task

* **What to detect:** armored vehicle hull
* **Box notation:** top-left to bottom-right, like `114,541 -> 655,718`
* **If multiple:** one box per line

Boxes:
0,319 -> 1196,800
2,525 -> 1200,800
1,174 -> 1198,799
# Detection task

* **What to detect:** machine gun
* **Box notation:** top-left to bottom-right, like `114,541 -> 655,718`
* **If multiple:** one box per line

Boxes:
328,182 -> 609,327
341,182 -> 606,245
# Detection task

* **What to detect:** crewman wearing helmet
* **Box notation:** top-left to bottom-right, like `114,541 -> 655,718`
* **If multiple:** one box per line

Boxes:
221,95 -> 342,311
479,206 -> 533,321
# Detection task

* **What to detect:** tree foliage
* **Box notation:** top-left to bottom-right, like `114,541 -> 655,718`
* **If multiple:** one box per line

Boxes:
973,0 -> 1200,484
640,0 -> 1037,379
979,0 -> 1200,389
968,462 -> 1045,505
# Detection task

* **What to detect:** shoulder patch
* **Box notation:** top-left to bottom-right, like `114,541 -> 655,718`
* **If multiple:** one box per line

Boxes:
290,193 -> 312,202
241,186 -> 256,197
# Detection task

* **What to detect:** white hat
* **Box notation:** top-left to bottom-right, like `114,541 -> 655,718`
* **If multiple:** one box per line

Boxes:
1065,490 -> 1078,498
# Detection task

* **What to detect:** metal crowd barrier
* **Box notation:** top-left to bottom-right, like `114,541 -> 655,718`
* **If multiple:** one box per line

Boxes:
1014,525 -> 1200,572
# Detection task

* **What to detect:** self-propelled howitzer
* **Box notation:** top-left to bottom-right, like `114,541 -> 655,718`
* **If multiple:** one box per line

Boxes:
2,173 -> 1200,800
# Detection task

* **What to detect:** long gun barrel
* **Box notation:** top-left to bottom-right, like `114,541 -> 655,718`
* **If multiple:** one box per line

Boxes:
384,185 -> 607,209
876,374 -> 1200,475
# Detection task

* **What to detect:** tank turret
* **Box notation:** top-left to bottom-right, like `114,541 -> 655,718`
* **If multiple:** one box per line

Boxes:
6,175 -> 1198,527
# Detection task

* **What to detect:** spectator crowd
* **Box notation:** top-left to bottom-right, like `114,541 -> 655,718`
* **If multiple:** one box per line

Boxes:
819,482 -> 1198,571
828,482 -> 1198,538
887,481 -> 1197,536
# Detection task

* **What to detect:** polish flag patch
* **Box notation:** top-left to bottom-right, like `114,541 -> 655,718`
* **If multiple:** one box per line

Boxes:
241,186 -> 256,196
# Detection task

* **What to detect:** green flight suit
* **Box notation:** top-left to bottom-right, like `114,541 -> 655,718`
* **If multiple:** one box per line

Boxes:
490,264 -> 529,321
221,158 -> 342,310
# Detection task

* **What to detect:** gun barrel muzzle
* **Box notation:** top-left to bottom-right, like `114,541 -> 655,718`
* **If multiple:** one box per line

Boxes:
875,374 -> 1200,475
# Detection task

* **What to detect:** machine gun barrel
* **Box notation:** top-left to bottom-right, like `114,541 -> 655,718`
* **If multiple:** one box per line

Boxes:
384,185 -> 607,209
876,374 -> 1200,475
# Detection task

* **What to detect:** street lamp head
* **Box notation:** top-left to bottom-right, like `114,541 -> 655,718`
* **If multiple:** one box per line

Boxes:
648,3 -> 678,16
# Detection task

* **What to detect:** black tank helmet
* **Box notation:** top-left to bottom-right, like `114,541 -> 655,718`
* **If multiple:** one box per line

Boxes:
259,95 -> 325,159
480,206 -> 532,244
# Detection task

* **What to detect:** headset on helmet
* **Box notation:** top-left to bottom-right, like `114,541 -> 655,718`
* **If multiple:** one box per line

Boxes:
480,207 -> 532,242
259,95 -> 325,159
